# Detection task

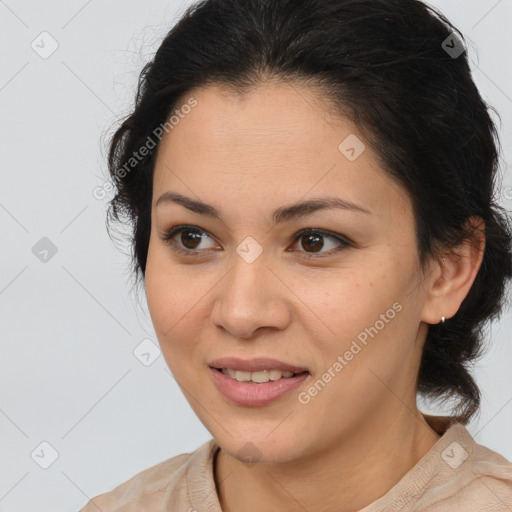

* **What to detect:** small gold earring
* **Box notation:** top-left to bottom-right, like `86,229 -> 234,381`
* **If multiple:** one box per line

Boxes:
440,316 -> 446,324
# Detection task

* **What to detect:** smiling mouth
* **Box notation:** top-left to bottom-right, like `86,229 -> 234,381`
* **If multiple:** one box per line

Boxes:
213,367 -> 310,384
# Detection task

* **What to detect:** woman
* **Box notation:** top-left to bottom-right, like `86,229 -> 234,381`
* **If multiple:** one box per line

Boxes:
81,0 -> 512,510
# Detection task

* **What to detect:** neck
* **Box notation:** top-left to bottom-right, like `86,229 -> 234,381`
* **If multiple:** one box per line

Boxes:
214,409 -> 441,512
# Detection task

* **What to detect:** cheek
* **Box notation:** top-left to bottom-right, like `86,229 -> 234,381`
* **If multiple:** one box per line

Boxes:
145,242 -> 214,372
145,265 -> 175,335
145,242 -> 190,341
305,265 -> 395,332
145,267 -> 199,382
304,259 -> 413,374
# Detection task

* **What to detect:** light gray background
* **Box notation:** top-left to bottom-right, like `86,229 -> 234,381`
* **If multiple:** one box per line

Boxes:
1,1 -> 511,510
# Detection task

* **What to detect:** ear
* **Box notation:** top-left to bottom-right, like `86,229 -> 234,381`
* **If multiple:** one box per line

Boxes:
421,216 -> 485,324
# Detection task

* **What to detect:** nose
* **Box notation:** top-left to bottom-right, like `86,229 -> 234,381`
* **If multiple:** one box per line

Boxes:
210,250 -> 292,339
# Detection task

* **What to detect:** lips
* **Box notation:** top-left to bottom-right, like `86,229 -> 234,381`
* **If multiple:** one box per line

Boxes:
209,366 -> 310,406
209,356 -> 309,374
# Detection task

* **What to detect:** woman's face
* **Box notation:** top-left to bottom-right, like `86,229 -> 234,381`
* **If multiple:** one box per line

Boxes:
145,82 -> 434,463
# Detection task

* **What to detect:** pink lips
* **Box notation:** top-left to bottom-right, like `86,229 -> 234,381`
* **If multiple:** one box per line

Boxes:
209,356 -> 309,374
208,357 -> 310,407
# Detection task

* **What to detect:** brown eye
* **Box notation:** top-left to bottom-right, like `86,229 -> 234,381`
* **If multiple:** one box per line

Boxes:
300,233 -> 325,253
290,228 -> 351,258
179,229 -> 204,250
161,225 -> 351,259
161,225 -> 218,255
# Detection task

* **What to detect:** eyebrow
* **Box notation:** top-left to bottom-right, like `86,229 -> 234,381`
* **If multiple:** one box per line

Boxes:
155,191 -> 371,225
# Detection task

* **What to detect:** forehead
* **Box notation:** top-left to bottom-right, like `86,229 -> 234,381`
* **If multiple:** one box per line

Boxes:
164,81 -> 346,154
152,82 -> 411,221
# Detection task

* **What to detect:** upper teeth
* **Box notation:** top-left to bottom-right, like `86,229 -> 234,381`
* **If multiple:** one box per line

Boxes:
220,368 -> 297,383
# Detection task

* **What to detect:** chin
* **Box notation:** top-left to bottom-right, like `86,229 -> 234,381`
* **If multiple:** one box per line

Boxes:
213,427 -> 313,466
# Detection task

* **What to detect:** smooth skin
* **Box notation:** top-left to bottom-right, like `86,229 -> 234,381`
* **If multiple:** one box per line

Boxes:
144,81 -> 485,512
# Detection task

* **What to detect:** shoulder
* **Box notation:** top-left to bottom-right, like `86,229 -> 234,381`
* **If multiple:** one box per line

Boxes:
367,418 -> 512,512
417,423 -> 512,511
78,439 -> 217,512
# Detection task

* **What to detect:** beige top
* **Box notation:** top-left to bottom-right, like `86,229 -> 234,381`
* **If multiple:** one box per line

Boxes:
79,415 -> 512,511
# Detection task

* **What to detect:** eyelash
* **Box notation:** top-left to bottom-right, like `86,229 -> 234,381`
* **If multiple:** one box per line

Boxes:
160,225 -> 352,259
